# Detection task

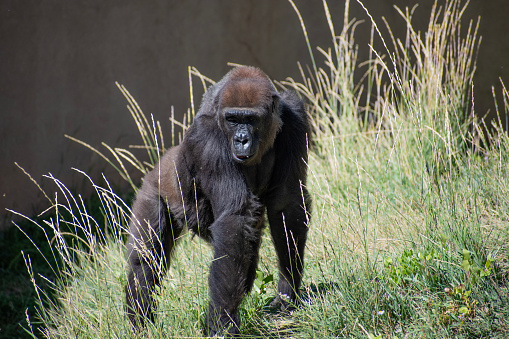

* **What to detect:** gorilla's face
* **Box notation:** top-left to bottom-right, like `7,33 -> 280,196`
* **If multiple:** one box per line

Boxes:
221,108 -> 262,164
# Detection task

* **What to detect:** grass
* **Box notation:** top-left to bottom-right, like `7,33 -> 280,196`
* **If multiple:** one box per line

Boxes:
8,0 -> 509,337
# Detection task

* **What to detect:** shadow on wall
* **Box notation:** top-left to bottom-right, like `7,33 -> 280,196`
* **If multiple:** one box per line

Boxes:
1,0 -> 508,230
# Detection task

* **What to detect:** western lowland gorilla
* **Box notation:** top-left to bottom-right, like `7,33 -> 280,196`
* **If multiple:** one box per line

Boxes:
125,66 -> 311,336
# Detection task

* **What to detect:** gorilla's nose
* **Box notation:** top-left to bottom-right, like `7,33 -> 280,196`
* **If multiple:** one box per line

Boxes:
234,133 -> 251,150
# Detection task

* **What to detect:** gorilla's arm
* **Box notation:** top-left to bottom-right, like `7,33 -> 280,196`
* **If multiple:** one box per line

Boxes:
186,114 -> 266,335
266,89 -> 311,308
125,154 -> 185,327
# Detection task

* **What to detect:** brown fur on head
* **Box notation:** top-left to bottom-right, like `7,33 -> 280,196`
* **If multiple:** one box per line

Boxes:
219,66 -> 277,110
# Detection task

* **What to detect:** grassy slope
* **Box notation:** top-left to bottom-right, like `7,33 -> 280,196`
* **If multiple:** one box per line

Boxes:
9,0 -> 509,338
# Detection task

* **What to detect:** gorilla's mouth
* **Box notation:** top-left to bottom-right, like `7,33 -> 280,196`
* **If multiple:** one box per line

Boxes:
232,144 -> 257,163
233,153 -> 252,162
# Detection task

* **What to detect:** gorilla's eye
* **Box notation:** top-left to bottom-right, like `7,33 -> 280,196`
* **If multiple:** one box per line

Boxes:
246,116 -> 257,124
226,116 -> 237,124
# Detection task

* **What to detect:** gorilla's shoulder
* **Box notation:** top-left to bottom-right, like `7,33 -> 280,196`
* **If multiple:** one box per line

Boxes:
279,90 -> 306,119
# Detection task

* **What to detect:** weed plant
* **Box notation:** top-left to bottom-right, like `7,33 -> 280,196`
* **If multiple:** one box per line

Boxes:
11,0 -> 509,338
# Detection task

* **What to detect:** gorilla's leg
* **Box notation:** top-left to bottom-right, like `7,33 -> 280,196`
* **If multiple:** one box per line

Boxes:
243,215 -> 265,293
267,191 -> 310,310
125,194 -> 182,329
206,214 -> 262,336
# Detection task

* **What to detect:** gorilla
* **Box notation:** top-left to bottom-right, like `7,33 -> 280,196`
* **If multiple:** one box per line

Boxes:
125,66 -> 311,336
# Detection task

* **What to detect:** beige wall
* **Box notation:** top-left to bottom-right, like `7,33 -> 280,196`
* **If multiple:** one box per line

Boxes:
1,0 -> 508,230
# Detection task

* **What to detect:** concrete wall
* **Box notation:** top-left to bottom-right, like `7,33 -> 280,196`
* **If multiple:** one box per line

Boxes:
1,0 -> 508,229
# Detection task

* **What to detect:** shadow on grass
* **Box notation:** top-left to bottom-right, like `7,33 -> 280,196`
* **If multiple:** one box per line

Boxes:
0,218 -> 56,338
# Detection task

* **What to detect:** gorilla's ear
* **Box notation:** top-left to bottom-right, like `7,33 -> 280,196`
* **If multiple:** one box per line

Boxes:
211,88 -> 223,116
271,94 -> 280,116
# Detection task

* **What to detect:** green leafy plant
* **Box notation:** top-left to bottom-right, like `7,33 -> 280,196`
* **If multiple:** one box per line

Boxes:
253,271 -> 274,302
439,283 -> 477,326
242,270 -> 274,317
383,248 -> 441,288
461,249 -> 494,286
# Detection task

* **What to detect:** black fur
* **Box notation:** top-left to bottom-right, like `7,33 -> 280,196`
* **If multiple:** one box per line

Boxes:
125,66 -> 311,336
